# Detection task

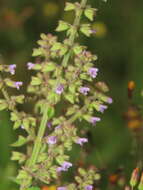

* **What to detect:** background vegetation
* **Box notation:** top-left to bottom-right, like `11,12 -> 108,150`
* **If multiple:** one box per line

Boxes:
0,0 -> 143,189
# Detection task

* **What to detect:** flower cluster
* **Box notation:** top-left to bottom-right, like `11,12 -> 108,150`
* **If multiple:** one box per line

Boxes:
0,0 -> 111,189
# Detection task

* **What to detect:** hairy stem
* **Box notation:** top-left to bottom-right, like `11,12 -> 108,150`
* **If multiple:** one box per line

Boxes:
62,0 -> 87,67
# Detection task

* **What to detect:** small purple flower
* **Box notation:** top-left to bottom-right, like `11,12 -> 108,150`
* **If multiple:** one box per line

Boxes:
99,105 -> 107,113
27,62 -> 35,70
107,97 -> 113,104
57,161 -> 72,172
47,122 -> 52,129
79,87 -> 90,95
55,125 -> 61,130
90,117 -> 101,125
9,64 -> 16,75
88,67 -> 98,78
55,84 -> 64,95
76,138 -> 88,146
85,185 -> 93,190
14,81 -> 23,90
57,187 -> 67,190
91,29 -> 97,34
47,136 -> 57,145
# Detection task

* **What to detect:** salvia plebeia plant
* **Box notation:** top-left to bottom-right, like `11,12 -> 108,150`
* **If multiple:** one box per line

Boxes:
0,0 -> 113,189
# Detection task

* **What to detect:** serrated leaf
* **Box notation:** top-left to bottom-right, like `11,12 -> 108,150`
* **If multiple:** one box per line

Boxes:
56,21 -> 69,32
17,170 -> 29,180
14,95 -> 25,104
64,2 -> 75,11
11,151 -> 26,163
80,24 -> 92,37
11,136 -> 27,147
84,8 -> 95,21
31,77 -> 42,86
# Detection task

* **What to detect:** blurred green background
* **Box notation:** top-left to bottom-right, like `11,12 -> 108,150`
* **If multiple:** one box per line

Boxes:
0,0 -> 143,189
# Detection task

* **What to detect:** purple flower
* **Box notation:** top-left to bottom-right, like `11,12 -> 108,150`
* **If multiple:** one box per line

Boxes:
27,62 -> 35,70
47,122 -> 52,129
47,136 -> 57,145
107,97 -> 113,104
57,187 -> 67,190
90,117 -> 101,125
9,64 -> 16,75
55,125 -> 61,130
85,185 -> 93,190
91,29 -> 97,34
79,87 -> 90,95
88,67 -> 98,78
14,81 -> 23,90
76,138 -> 88,146
57,161 -> 72,172
55,84 -> 64,94
99,105 -> 107,113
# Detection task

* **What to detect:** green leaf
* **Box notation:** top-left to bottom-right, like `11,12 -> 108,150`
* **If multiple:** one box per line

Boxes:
13,120 -> 21,129
65,94 -> 75,104
11,136 -> 27,147
10,112 -> 19,121
17,170 -> 29,180
22,118 -> 30,131
33,64 -> 42,70
56,21 -> 69,32
0,99 -> 8,111
73,45 -> 83,55
40,33 -> 47,40
47,106 -> 55,119
31,77 -> 42,86
59,46 -> 68,56
56,155 -> 65,164
64,2 -> 75,11
32,48 -> 43,57
80,24 -> 92,37
69,85 -> 76,93
42,62 -> 56,72
11,151 -> 26,163
84,8 -> 95,21
14,95 -> 25,104
4,78 -> 15,88
51,42 -> 62,51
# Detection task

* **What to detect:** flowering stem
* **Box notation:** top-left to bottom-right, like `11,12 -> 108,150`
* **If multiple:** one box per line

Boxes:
20,0 -> 88,188
62,0 -> 87,67
20,105 -> 50,189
